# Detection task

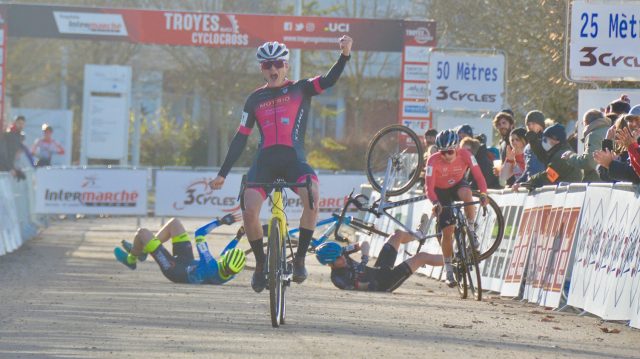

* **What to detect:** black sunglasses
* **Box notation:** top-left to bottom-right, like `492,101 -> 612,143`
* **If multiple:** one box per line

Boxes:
439,149 -> 455,155
260,60 -> 286,70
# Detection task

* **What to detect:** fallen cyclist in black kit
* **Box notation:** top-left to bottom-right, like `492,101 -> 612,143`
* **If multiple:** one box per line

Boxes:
316,230 -> 442,292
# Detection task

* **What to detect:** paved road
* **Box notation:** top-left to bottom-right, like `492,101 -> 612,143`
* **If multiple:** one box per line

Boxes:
0,217 -> 638,358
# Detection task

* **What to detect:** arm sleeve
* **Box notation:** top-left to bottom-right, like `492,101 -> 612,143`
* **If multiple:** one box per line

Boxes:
218,101 -> 256,178
194,218 -> 221,238
465,151 -> 488,193
424,156 -> 438,203
526,131 -> 548,164
608,160 -> 640,183
218,238 -> 239,258
628,143 -> 640,178
195,241 -> 216,266
303,54 -> 350,96
330,272 -> 353,290
566,133 -> 597,170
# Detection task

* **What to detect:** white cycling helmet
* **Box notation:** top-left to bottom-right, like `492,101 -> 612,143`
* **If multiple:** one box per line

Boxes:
256,41 -> 290,62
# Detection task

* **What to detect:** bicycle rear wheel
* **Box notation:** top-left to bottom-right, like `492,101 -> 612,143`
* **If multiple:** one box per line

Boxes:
268,218 -> 284,328
366,125 -> 424,196
470,192 -> 505,262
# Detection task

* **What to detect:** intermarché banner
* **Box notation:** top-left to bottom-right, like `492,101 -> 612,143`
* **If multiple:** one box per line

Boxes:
4,3 -> 435,52
35,168 -> 148,215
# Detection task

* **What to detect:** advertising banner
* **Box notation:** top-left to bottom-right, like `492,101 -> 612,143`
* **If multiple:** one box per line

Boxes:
428,51 -> 505,112
154,171 -> 366,219
569,1 -> 640,81
82,65 -> 131,163
585,187 -> 638,319
627,194 -> 640,329
538,186 -> 584,308
0,5 -> 6,129
521,189 -> 556,303
11,108 -> 73,166
501,194 -> 541,297
480,191 -> 527,293
0,174 -> 21,255
5,4 -> 435,52
35,168 -> 147,215
397,21 -> 435,133
567,184 -> 613,310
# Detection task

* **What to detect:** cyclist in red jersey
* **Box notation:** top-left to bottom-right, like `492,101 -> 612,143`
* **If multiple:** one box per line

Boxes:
210,36 -> 353,293
424,129 -> 488,287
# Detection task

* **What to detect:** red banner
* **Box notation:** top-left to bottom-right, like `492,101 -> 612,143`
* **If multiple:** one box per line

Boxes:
0,6 -> 6,130
6,4 -> 435,52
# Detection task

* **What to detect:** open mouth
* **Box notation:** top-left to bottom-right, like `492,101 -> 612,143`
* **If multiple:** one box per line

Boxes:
270,74 -> 279,81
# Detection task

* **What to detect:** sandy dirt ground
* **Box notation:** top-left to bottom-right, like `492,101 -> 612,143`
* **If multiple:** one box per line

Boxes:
0,217 -> 638,359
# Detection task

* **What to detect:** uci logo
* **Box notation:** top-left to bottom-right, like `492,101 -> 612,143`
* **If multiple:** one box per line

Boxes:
325,22 -> 349,32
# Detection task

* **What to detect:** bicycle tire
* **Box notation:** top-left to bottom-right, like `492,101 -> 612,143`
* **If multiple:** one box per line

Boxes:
471,192 -> 505,262
268,218 -> 283,328
244,239 -> 298,270
460,227 -> 482,301
454,260 -> 468,299
366,125 -> 424,196
279,246 -> 288,325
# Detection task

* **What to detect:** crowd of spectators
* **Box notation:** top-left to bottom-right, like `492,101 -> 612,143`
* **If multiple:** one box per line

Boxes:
424,94 -> 640,192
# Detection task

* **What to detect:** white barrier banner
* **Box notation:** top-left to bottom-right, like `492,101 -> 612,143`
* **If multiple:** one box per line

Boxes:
501,194 -> 541,297
569,1 -> 640,81
480,191 -> 527,293
627,194 -> 640,329
538,187 -> 584,308
155,171 -> 366,219
587,188 -> 637,319
35,168 -> 147,215
0,175 -> 22,255
521,190 -> 557,303
567,185 -> 613,310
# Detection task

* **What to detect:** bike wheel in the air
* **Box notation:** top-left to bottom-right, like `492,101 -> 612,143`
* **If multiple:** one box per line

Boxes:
366,125 -> 424,196
471,192 -> 505,262
268,218 -> 284,328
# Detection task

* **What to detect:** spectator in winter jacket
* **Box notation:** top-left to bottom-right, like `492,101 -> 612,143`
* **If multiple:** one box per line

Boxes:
457,124 -> 501,189
562,109 -> 610,182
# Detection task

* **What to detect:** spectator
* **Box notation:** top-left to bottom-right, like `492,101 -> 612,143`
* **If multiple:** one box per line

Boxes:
492,111 -> 515,164
562,109 -> 610,183
500,128 -> 527,185
513,124 -> 581,190
460,136 -> 500,189
32,124 -> 65,167
0,131 -> 26,180
615,106 -> 640,179
424,129 -> 438,148
605,95 -> 631,116
6,115 -> 36,167
594,115 -> 640,183
458,125 -> 501,189
7,115 -> 26,133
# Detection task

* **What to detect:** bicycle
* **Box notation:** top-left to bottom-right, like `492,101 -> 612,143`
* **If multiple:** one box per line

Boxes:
441,201 -> 484,300
241,212 -> 389,270
363,124 -> 505,262
239,175 -> 315,328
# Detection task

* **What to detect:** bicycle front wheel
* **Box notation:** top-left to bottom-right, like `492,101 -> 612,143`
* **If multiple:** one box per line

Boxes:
366,125 -> 424,196
461,228 -> 482,301
244,239 -> 298,270
268,218 -> 284,328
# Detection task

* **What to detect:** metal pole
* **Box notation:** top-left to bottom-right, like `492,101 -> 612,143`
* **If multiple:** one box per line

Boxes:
292,0 -> 302,81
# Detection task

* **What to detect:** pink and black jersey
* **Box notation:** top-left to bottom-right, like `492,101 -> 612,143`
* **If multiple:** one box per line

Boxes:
218,54 -> 350,178
424,148 -> 488,204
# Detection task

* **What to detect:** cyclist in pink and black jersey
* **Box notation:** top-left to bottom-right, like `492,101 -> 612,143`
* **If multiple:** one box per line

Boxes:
424,129 -> 488,287
210,36 -> 353,293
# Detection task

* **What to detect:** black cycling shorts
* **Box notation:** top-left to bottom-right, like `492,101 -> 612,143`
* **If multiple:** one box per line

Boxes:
435,179 -> 470,228
150,242 -> 194,283
247,145 -> 318,199
373,243 -> 412,292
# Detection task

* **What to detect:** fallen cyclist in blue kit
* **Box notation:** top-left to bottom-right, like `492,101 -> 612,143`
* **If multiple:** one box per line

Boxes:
114,213 -> 246,285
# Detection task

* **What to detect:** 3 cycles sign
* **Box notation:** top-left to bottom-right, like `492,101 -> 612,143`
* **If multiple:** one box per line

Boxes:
569,1 -> 640,81
427,50 -> 505,112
